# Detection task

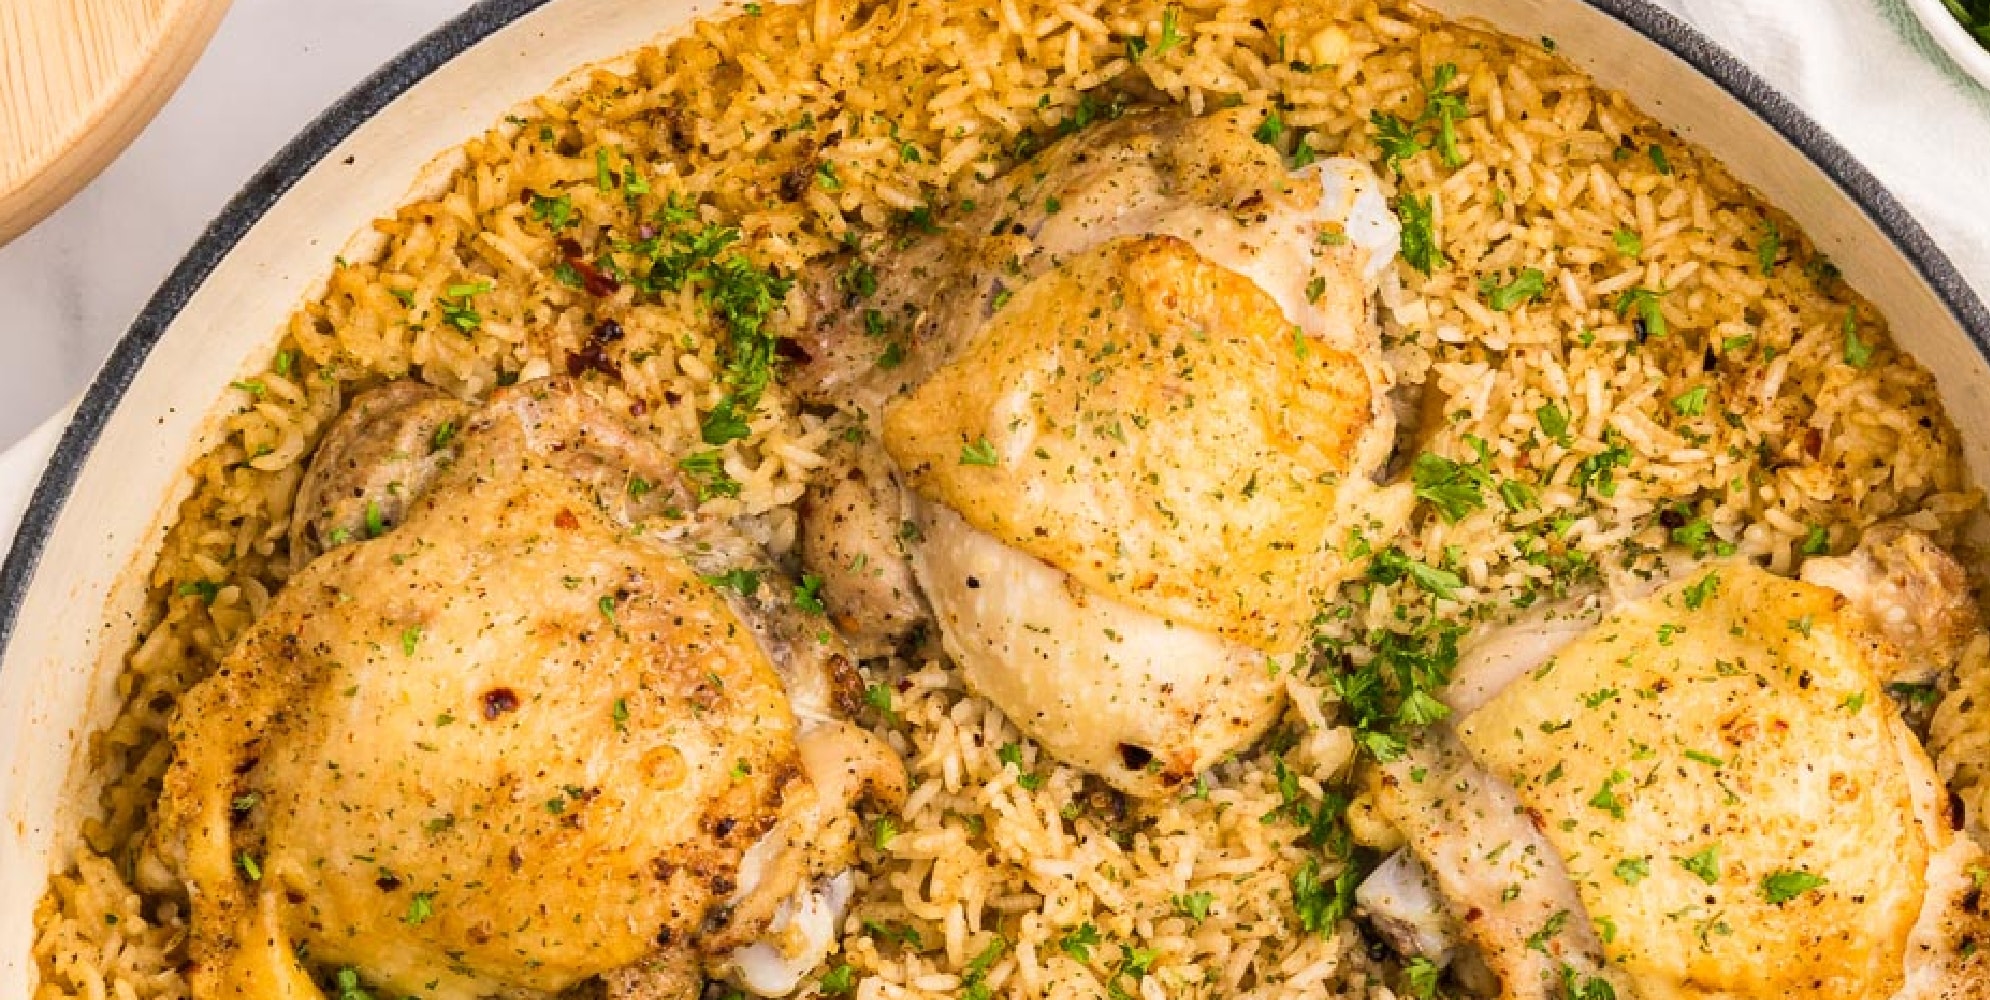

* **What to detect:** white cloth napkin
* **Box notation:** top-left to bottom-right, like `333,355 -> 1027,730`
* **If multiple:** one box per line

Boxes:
4,1 -> 1990,557
1650,0 -> 1990,299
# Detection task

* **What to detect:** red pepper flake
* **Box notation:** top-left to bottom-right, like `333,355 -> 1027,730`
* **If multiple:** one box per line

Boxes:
557,238 -> 621,297
554,509 -> 581,530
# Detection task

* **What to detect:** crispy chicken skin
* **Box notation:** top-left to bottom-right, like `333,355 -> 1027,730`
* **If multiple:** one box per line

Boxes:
786,108 -> 1408,795
1359,537 -> 1990,1000
883,235 -> 1376,652
154,378 -> 902,1000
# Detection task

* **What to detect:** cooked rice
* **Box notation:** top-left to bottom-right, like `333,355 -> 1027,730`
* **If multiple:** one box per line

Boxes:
30,1 -> 1985,999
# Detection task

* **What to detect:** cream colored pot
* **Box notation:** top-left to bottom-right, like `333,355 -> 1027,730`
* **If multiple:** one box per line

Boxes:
3,0 -> 1988,994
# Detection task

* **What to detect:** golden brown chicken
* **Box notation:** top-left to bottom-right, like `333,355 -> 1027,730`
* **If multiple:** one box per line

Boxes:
1355,536 -> 1990,1000
153,378 -> 903,1000
787,108 -> 1412,795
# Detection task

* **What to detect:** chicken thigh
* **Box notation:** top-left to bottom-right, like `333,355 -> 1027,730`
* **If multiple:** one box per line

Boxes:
154,378 -> 903,1000
789,109 -> 1412,795
1356,534 -> 1989,1000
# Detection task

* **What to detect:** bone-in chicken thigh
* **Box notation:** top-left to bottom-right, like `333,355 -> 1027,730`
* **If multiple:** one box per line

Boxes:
154,378 -> 903,1000
789,109 -> 1411,795
1356,534 -> 1990,1000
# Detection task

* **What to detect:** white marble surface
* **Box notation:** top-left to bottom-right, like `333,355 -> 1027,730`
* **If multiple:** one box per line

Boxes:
0,0 -> 478,451
2,0 -> 1989,460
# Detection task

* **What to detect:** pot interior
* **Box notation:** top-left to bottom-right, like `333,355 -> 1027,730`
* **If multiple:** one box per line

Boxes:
1,0 -> 1984,994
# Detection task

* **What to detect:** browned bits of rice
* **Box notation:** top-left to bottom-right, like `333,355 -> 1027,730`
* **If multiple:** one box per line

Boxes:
31,1 -> 1984,999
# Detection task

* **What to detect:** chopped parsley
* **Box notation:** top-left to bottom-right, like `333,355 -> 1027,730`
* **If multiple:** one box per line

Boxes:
1537,402 -> 1572,444
677,449 -> 743,501
1411,450 -> 1490,523
864,683 -> 898,725
819,964 -> 855,995
960,437 -> 1000,466
1370,111 -> 1426,173
1843,310 -> 1874,368
862,919 -> 923,948
529,192 -> 574,230
1526,910 -> 1570,952
815,160 -> 842,191
1677,843 -> 1722,885
1404,955 -> 1442,999
697,253 -> 793,445
1670,384 -> 1710,417
1395,193 -> 1446,274
1499,479 -> 1539,511
793,575 -> 826,614
1615,286 -> 1668,339
1574,430 -> 1633,498
1682,571 -> 1719,610
1369,64 -> 1468,170
700,397 -> 752,445
997,742 -> 1043,789
701,567 -> 762,597
1481,267 -> 1547,311
1290,855 -> 1358,935
1757,218 -> 1782,276
1588,769 -> 1630,820
1612,857 -> 1650,885
1153,5 -> 1186,56
1253,106 -> 1286,146
1060,923 -> 1103,961
1172,891 -> 1214,922
960,936 -> 1007,1000
1332,620 -> 1464,762
1425,63 -> 1468,167
1613,227 -> 1643,257
1557,963 -> 1618,1000
404,891 -> 435,925
177,580 -> 221,603
1368,546 -> 1465,601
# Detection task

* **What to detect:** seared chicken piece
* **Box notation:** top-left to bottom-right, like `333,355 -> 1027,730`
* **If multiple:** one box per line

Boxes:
155,378 -> 903,1000
1799,523 -> 1981,683
1357,535 -> 1990,1000
790,109 -> 1411,795
795,434 -> 929,656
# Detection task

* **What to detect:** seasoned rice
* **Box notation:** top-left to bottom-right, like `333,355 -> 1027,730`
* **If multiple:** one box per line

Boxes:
30,1 -> 1986,999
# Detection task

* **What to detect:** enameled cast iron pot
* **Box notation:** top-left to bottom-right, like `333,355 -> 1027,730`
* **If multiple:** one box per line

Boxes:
4,0 -> 1989,993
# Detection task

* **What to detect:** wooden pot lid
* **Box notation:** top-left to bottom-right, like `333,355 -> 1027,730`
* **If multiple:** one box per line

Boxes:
0,0 -> 233,245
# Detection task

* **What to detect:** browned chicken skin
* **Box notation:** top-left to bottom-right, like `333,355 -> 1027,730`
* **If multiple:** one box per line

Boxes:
155,378 -> 903,1000
784,108 -> 1410,795
794,434 -> 929,657
1356,538 -> 1990,1000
